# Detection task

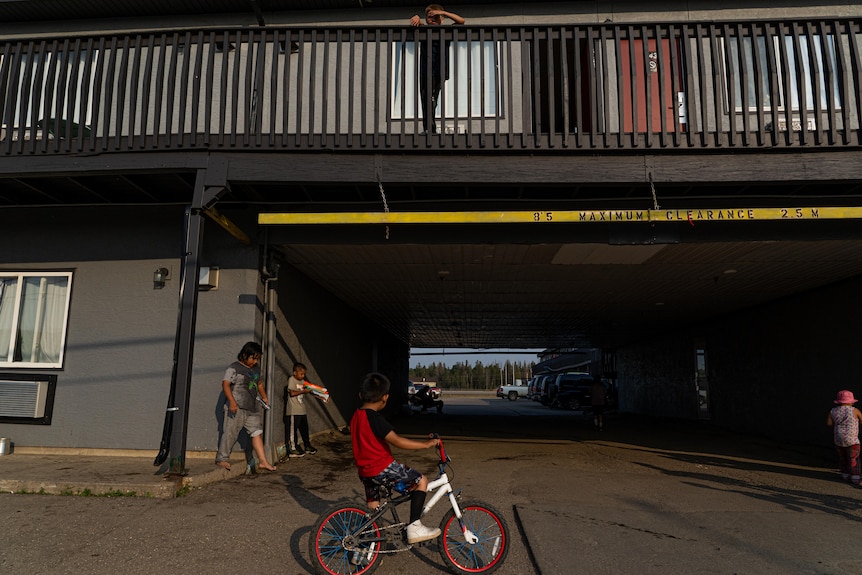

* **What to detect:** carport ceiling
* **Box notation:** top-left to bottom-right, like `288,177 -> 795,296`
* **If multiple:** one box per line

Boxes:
273,237 -> 862,350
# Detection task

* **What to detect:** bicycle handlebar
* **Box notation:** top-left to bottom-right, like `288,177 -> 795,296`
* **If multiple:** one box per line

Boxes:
431,433 -> 449,463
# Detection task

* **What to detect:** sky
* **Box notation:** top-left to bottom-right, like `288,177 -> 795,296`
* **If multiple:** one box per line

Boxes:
409,348 -> 544,369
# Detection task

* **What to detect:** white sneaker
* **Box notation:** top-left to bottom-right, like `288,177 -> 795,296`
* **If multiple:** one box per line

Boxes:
406,520 -> 441,544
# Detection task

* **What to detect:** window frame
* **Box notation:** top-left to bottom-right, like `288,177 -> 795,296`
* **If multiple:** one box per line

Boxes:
722,33 -> 841,114
0,271 -> 74,369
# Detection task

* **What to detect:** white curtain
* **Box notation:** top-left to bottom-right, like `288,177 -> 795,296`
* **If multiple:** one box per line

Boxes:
18,276 -> 69,364
0,278 -> 18,362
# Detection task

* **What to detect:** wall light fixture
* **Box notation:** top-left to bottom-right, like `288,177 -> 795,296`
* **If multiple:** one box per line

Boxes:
153,267 -> 170,289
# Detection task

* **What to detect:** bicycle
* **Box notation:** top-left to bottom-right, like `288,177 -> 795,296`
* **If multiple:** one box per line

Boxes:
309,435 -> 510,575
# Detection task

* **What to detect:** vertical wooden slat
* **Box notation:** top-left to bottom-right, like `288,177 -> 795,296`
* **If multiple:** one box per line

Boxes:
62,38 -> 83,153
34,40 -> 54,153
640,25 -> 652,145
613,27 -> 625,148
735,24 -> 753,145
668,24 -> 683,148
307,30 -> 318,146
491,28 -> 501,148
127,35 -> 143,150
11,43 -> 29,154
241,30 -> 255,147
294,30 -> 311,146
88,37 -> 106,152
41,40 -> 62,154
520,27 -> 529,149
266,31 -> 278,147
462,26 -> 471,147
113,35 -> 130,151
228,31 -> 241,146
763,22 -> 782,146
543,27 -> 555,148
846,19 -> 862,146
793,22 -> 812,145
708,25 -> 725,147
447,26 -> 458,148
504,27 -> 514,148
693,24 -> 710,148
597,26 -> 610,148
205,32 -> 217,147
344,29 -> 355,146
650,24 -> 673,148
721,24 -> 738,146
0,43 -> 15,155
190,31 -> 204,147
372,28 -> 378,148
530,27 -> 541,148
164,33 -> 181,149
249,31 -> 264,147
334,29 -> 343,147
817,21 -> 837,145
680,25 -> 697,148
137,35 -> 154,149
775,22 -> 793,147
830,20 -> 850,146
559,26 -> 570,148
479,27 -> 487,149
320,30 -> 330,147
359,30 -> 370,148
100,37 -> 119,152
572,25 -> 583,148
280,30 -> 292,148
152,35 -> 167,148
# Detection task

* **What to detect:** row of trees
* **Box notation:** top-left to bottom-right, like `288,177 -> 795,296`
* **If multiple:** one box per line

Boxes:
409,360 -> 536,390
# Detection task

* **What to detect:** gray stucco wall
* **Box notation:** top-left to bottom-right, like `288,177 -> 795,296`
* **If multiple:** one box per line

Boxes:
616,275 -> 862,446
268,259 -> 409,452
0,205 -> 262,451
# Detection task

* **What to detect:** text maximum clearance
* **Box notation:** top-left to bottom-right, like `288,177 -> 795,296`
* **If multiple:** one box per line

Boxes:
570,208 -> 825,222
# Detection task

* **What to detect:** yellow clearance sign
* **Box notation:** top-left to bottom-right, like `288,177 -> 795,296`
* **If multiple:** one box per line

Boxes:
259,207 -> 862,226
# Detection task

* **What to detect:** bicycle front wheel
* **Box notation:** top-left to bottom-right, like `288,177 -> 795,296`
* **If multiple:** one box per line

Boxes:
438,501 -> 510,574
309,505 -> 383,575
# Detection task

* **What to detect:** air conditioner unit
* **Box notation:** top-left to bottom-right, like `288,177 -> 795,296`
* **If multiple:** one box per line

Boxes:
199,266 -> 219,291
0,379 -> 49,418
777,117 -> 816,132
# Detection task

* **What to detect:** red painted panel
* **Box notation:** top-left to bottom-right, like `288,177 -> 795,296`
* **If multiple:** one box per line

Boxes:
621,39 -> 681,133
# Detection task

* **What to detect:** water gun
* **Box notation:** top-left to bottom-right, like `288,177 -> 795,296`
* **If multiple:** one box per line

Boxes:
303,381 -> 330,403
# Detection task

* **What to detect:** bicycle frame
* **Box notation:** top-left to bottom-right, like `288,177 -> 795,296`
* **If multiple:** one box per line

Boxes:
351,439 -> 478,548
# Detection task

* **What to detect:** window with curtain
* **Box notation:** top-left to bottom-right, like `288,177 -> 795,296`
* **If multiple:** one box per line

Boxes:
4,49 -> 99,135
724,34 -> 841,112
0,272 -> 73,368
391,40 -> 502,121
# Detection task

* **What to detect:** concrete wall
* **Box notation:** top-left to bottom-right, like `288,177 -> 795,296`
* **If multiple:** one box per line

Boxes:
267,259 -> 409,455
616,276 -> 862,446
0,205 -> 262,451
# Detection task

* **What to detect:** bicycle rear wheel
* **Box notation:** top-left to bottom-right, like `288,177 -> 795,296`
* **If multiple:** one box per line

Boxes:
438,501 -> 509,574
309,505 -> 383,575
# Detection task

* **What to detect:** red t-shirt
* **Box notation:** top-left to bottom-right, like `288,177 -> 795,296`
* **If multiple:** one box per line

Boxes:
350,408 -> 394,477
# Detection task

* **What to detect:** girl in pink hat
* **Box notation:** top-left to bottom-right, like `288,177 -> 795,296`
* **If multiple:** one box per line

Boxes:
827,390 -> 862,485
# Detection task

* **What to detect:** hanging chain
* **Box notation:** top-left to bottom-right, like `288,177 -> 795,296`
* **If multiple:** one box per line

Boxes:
378,174 -> 390,240
649,172 -> 660,211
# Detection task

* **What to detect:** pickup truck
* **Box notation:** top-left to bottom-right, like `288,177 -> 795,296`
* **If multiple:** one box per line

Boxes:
496,383 -> 529,401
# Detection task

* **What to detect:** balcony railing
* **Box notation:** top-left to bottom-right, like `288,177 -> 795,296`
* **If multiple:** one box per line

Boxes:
1,19 -> 860,156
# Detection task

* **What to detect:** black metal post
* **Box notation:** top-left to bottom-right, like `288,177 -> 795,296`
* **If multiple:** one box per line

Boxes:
154,167 -> 227,474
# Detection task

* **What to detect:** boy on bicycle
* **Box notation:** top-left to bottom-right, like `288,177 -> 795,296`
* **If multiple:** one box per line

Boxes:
350,372 -> 441,544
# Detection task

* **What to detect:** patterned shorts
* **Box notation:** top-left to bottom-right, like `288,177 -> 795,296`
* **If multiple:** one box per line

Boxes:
360,460 -> 423,502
